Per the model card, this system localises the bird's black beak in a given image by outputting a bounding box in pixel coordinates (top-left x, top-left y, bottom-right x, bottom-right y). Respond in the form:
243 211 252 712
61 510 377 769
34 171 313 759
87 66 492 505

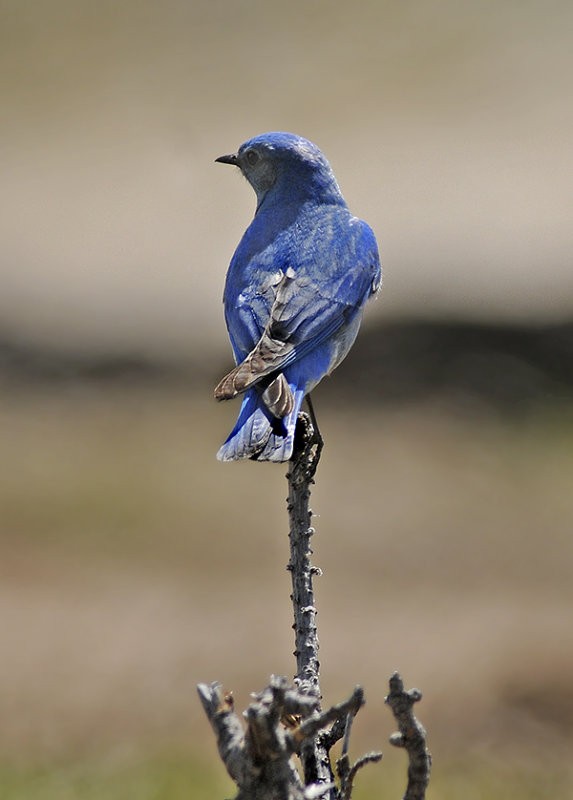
215 153 239 166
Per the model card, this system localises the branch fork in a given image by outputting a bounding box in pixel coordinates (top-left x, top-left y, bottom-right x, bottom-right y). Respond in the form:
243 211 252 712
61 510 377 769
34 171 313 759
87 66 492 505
197 677 372 800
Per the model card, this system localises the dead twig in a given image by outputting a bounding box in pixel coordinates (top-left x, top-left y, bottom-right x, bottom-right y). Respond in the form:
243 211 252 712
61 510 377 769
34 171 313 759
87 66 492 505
385 672 431 800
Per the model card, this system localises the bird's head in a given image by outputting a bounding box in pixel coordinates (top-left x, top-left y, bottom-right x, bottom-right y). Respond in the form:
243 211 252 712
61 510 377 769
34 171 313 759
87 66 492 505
216 132 343 209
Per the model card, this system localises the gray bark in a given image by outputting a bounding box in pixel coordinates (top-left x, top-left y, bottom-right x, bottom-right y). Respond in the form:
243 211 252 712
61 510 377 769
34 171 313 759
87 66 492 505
386 672 432 800
286 412 332 791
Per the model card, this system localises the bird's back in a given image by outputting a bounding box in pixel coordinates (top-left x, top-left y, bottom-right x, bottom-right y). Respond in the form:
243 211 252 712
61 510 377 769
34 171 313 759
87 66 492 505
223 199 377 362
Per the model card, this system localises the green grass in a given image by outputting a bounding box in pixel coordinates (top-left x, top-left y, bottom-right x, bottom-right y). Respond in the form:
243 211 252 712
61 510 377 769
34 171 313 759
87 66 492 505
0 757 233 800
1 756 571 799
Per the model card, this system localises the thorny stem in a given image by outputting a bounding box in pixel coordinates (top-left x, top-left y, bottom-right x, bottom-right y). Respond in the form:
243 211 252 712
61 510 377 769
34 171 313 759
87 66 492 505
287 411 332 790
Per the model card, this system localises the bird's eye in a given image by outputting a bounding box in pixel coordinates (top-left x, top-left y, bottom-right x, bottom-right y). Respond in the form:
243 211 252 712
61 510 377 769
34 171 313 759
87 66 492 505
245 150 259 166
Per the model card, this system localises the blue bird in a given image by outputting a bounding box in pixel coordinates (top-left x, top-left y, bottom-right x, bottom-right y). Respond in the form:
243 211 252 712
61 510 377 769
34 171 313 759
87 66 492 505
214 132 381 462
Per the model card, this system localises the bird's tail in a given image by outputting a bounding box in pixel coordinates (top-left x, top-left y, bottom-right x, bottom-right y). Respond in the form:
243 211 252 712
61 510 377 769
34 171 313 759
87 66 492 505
216 385 305 463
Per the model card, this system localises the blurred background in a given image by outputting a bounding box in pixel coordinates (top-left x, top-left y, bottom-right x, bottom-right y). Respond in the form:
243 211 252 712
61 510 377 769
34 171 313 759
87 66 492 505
2 0 573 797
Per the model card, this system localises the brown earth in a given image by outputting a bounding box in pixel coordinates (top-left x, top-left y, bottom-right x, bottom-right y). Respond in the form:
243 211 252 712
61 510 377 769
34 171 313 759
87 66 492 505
1 386 572 774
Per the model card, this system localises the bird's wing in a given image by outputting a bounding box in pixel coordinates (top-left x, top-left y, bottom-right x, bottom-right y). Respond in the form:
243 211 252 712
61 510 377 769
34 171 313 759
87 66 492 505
215 223 379 401
224 268 282 365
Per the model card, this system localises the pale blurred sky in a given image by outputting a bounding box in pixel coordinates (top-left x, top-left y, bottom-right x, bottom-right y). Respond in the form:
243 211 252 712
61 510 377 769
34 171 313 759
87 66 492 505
1 0 572 359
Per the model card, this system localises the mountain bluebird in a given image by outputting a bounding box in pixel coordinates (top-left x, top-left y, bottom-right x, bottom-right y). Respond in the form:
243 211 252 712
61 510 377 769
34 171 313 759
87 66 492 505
214 132 381 462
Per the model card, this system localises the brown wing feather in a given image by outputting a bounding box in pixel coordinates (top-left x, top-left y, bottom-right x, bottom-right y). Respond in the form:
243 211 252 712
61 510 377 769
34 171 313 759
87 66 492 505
214 269 298 405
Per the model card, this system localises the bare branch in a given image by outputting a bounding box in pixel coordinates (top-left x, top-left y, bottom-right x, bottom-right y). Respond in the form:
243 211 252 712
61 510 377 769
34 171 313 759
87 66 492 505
338 751 384 800
287 413 323 697
318 716 347 752
335 698 383 800
385 672 431 800
288 686 365 751
199 414 430 799
196 682 248 786
287 412 332 789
